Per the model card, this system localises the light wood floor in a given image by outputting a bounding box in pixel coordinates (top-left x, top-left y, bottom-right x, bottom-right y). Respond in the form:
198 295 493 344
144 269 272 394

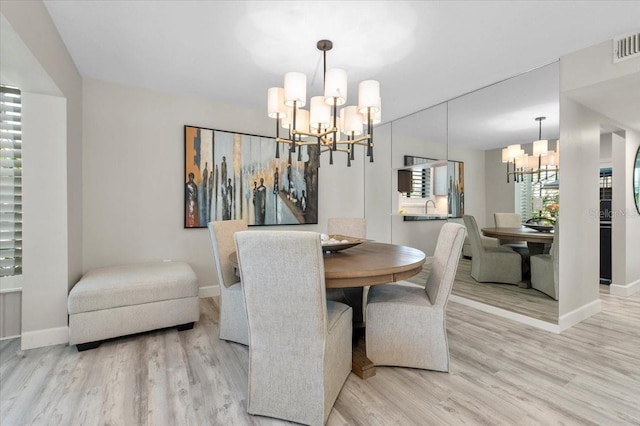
1 290 638 425
409 258 559 323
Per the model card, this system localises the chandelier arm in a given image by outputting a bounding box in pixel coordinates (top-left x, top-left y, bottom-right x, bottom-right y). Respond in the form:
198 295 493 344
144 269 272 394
275 118 280 159
291 101 297 153
506 168 558 177
332 100 338 151
367 108 373 158
295 127 336 139
276 137 294 145
344 135 370 145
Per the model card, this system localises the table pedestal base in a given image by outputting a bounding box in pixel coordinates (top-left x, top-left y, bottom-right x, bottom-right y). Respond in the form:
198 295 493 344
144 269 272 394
352 335 376 379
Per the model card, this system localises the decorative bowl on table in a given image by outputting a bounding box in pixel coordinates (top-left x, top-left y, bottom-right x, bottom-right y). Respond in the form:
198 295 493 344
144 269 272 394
320 234 366 253
524 218 555 232
523 224 554 232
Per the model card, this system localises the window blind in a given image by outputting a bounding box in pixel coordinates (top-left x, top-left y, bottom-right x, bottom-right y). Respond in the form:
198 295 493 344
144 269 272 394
405 168 431 199
0 85 22 277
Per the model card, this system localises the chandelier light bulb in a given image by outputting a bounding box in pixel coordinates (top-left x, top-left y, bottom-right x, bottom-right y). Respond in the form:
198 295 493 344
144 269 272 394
284 72 307 107
358 80 381 113
324 68 347 106
267 87 287 119
533 139 548 157
293 108 310 133
343 105 363 136
310 96 331 129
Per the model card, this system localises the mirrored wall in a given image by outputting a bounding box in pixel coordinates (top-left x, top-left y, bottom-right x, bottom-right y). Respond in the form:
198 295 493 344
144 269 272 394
380 62 560 324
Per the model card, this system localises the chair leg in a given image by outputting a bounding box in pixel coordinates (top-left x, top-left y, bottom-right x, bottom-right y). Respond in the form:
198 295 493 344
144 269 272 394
76 341 101 351
177 322 194 331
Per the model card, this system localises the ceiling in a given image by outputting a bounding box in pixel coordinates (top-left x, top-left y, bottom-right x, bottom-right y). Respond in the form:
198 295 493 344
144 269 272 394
36 1 640 148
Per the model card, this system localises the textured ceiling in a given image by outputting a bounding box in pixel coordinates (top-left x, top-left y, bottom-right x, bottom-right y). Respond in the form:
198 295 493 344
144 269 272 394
41 0 640 149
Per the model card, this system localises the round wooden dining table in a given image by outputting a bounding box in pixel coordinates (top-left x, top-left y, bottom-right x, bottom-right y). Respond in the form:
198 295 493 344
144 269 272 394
229 241 426 380
481 226 554 255
229 241 426 288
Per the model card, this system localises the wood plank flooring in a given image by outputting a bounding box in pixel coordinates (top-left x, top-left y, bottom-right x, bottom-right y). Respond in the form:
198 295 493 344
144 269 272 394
408 258 558 323
1 289 638 425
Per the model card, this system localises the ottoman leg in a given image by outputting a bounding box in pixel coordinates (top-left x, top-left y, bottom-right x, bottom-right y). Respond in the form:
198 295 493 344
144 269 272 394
177 322 194 331
76 341 101 351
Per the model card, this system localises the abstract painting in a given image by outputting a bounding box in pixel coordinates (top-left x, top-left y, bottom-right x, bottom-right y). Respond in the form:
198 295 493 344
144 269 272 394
184 125 318 228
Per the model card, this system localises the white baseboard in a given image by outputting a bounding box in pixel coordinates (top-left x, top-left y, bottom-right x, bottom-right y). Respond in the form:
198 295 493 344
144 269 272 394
21 326 69 350
0 334 20 341
199 285 219 298
558 299 602 332
449 295 562 333
609 278 640 296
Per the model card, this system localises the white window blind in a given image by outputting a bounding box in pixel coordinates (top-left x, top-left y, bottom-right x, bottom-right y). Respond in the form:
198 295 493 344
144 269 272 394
0 85 22 277
516 174 533 220
406 168 431 199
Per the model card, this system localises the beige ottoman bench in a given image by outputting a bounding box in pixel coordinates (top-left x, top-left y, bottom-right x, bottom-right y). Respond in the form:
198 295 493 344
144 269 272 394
68 261 200 351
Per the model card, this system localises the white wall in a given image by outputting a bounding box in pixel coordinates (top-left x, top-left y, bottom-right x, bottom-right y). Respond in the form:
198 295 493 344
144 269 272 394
557 96 602 327
365 123 392 244
21 93 70 349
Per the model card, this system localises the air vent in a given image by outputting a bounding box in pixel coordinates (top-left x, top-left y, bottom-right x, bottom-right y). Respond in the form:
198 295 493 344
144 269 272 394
613 31 640 63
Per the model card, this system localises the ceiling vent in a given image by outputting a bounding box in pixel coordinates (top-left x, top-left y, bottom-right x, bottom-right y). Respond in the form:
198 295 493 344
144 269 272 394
613 31 640 63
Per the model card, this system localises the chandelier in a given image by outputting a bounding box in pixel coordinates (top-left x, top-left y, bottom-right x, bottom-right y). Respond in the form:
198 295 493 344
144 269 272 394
502 117 559 183
267 40 381 167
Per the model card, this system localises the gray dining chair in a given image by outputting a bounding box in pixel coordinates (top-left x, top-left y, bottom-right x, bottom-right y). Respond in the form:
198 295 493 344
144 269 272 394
207 220 249 345
234 230 352 426
494 212 530 251
365 222 466 371
494 212 530 275
327 217 367 238
463 215 522 284
530 219 559 300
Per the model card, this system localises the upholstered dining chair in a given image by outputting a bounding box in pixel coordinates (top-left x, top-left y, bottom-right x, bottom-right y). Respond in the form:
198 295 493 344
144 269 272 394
530 219 559 300
327 217 368 324
234 231 353 426
365 222 466 372
207 220 249 346
494 212 530 252
327 217 366 238
494 212 530 275
463 215 522 284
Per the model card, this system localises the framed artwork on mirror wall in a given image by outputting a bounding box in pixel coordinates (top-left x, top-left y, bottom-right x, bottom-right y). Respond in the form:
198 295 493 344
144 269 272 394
184 125 319 228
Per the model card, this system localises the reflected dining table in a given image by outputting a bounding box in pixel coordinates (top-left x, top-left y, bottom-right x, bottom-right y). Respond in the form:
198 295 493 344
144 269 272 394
481 226 554 256
229 241 426 379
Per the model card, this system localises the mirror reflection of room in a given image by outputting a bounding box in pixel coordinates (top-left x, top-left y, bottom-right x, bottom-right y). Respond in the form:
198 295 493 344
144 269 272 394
391 62 561 324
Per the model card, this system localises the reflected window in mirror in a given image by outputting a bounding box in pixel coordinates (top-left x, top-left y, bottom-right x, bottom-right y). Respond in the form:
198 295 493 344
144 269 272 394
516 170 559 223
